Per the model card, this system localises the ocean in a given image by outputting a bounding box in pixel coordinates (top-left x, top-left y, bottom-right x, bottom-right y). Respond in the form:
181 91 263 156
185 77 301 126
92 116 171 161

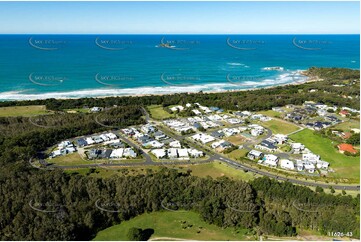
0 34 359 100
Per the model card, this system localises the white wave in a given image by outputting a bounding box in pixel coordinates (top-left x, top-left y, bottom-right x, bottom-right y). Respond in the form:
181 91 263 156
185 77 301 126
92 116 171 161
227 62 245 66
262 66 284 71
0 71 308 101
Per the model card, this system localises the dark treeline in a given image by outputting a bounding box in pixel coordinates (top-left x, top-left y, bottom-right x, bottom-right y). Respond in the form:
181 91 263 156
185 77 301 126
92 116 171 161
0 67 359 111
0 105 144 165
0 165 359 240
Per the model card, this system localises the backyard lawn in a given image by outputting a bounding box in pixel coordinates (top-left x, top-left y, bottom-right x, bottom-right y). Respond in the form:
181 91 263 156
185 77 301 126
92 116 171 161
290 129 360 182
93 210 249 241
0 105 51 117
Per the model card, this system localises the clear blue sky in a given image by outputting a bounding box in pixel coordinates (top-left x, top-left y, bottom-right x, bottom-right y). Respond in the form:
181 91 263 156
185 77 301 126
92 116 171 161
0 1 359 34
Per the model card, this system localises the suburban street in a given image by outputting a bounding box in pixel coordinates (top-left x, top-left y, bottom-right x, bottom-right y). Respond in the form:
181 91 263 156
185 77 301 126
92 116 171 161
43 107 360 191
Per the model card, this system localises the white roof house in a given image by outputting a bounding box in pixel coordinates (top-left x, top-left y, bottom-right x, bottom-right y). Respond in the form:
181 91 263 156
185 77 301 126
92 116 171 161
90 107 101 112
247 150 264 160
65 147 76 153
304 162 316 173
144 140 164 148
170 105 184 112
316 160 329 170
241 111 252 116
167 148 178 158
100 134 110 141
186 103 192 107
191 133 215 144
263 154 279 167
169 140 181 148
123 148 136 158
188 149 204 158
51 149 62 158
251 128 263 137
110 148 124 158
260 116 272 122
106 132 117 140
280 159 295 170
211 140 223 149
302 153 320 163
58 141 73 149
85 137 95 145
296 160 304 171
273 134 288 144
151 149 166 159
291 143 305 152
226 118 242 124
178 149 189 158
192 109 202 115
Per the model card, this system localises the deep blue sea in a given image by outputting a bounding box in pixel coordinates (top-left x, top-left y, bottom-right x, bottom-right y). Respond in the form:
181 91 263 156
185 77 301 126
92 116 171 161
0 35 359 100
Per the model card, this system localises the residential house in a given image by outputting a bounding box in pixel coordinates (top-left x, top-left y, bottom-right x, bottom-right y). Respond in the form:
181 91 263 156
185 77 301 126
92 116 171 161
210 130 225 139
151 149 167 159
291 143 305 154
188 149 204 158
280 159 295 170
77 138 88 147
178 149 189 159
123 148 137 158
255 140 277 153
263 154 279 167
273 134 288 144
247 150 264 160
169 140 182 148
339 110 350 117
110 148 124 158
85 137 95 145
337 143 357 154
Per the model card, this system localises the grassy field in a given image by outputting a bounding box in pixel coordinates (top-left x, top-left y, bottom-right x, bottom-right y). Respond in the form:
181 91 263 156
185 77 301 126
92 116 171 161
333 119 360 132
0 105 50 117
225 135 247 145
93 211 250 241
290 129 360 182
260 119 300 135
226 148 249 160
258 110 282 118
147 105 175 120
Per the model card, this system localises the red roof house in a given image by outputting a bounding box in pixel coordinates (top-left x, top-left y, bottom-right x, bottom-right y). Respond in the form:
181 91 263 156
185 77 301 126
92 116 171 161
339 110 350 117
337 143 357 154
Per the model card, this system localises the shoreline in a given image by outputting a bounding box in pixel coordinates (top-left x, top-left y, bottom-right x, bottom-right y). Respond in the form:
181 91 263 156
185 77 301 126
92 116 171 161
0 72 321 102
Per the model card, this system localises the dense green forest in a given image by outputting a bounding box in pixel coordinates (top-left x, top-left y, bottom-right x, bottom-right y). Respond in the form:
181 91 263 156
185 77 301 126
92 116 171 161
0 67 359 240
0 166 359 240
